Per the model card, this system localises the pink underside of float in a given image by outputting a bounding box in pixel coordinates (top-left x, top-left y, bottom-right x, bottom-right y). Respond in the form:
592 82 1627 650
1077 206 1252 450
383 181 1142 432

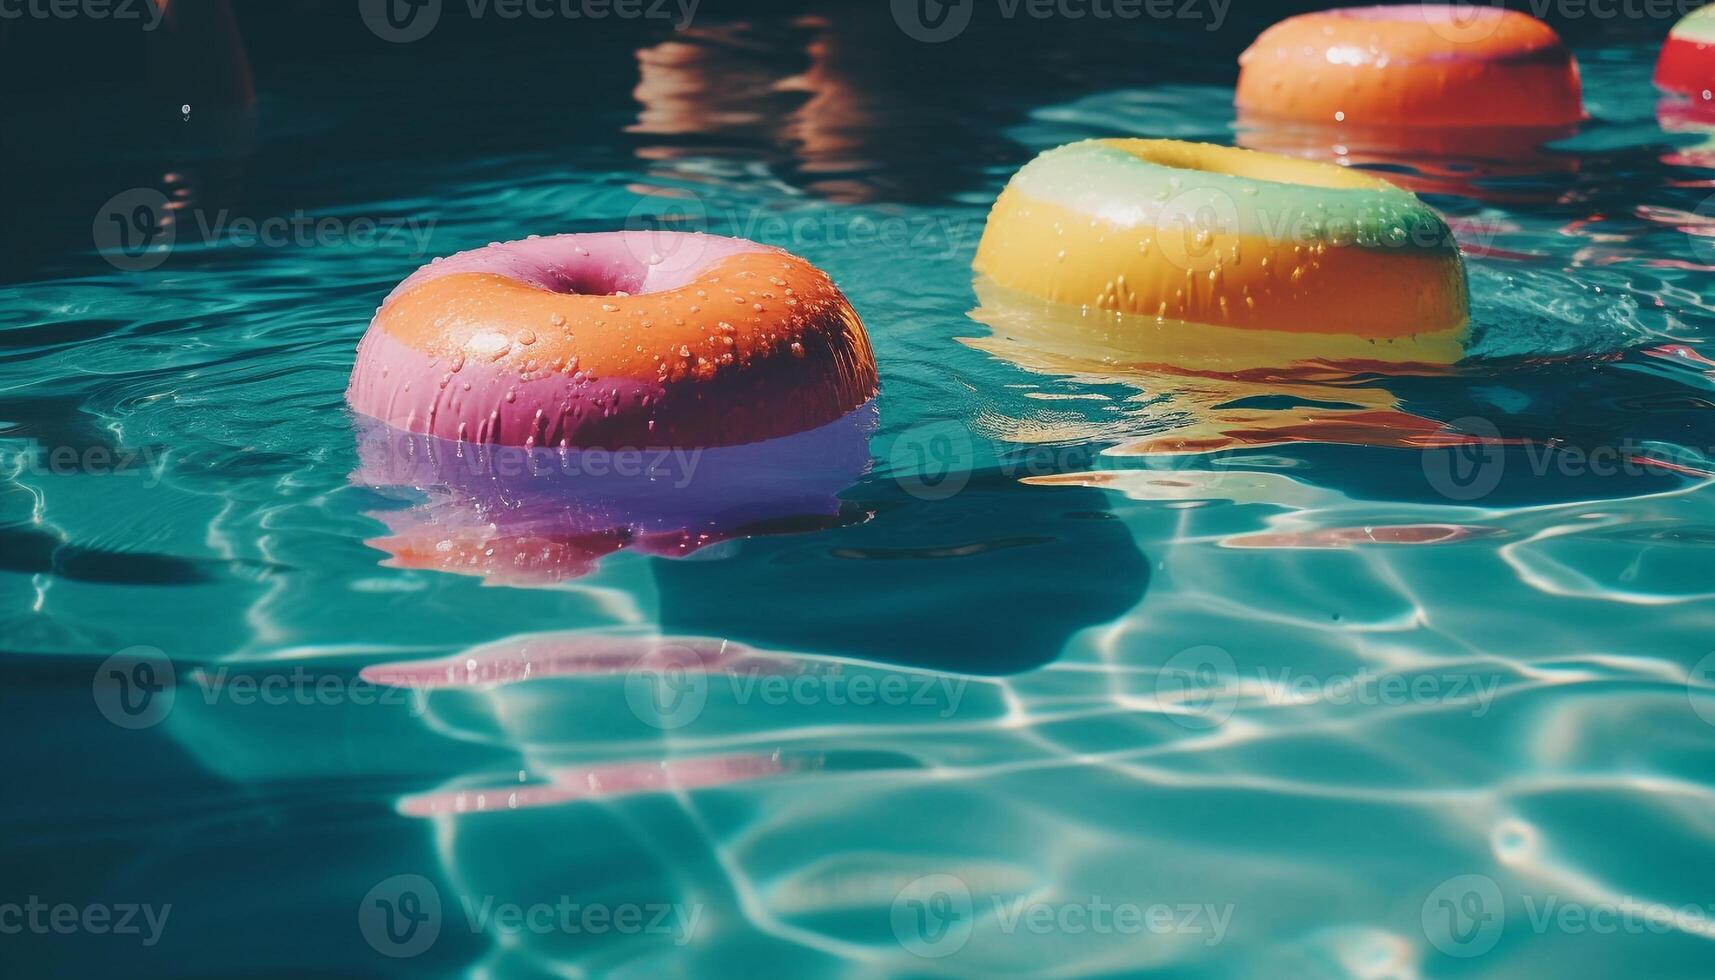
348 327 666 447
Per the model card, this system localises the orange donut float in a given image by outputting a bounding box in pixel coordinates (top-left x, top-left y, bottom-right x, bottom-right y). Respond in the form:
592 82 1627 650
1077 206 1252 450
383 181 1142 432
347 232 878 448
1237 5 1583 128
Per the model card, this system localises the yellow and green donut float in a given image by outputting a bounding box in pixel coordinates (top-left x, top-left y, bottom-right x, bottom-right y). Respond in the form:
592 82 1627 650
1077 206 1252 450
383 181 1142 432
973 139 1469 348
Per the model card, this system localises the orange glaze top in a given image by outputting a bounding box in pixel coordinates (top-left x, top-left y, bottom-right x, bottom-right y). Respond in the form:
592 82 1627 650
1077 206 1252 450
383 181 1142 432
1236 6 1583 128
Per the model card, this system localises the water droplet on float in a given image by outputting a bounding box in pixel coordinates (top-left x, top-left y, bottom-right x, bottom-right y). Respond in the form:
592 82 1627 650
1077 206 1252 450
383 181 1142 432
517 329 537 345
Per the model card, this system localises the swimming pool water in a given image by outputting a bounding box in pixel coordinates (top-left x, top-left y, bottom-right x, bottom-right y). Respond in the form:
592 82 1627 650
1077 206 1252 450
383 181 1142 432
5 5 1715 977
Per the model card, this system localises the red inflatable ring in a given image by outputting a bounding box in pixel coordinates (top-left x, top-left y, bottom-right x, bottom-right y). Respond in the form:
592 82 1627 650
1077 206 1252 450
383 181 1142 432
1658 6 1715 101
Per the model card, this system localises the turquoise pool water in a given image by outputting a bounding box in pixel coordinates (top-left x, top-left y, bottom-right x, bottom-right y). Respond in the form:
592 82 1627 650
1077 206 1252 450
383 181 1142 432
5 6 1715 977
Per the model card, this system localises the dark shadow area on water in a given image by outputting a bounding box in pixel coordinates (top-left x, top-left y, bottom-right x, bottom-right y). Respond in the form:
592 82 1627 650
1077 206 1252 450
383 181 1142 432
655 465 1150 674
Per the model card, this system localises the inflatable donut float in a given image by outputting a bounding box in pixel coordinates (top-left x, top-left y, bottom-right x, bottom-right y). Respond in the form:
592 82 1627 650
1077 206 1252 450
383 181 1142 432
972 139 1468 339
1658 6 1715 101
1236 5 1583 128
347 232 878 448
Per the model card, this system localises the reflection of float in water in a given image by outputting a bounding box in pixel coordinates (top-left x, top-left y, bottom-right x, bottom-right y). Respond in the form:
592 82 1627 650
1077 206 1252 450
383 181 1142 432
397 751 806 817
1656 97 1715 168
964 276 1477 459
1235 115 1578 206
350 403 875 585
360 632 800 689
627 15 1006 204
1220 524 1503 549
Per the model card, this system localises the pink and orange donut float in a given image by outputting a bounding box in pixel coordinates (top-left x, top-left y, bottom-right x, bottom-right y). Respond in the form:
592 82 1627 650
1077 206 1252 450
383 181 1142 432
347 231 878 448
